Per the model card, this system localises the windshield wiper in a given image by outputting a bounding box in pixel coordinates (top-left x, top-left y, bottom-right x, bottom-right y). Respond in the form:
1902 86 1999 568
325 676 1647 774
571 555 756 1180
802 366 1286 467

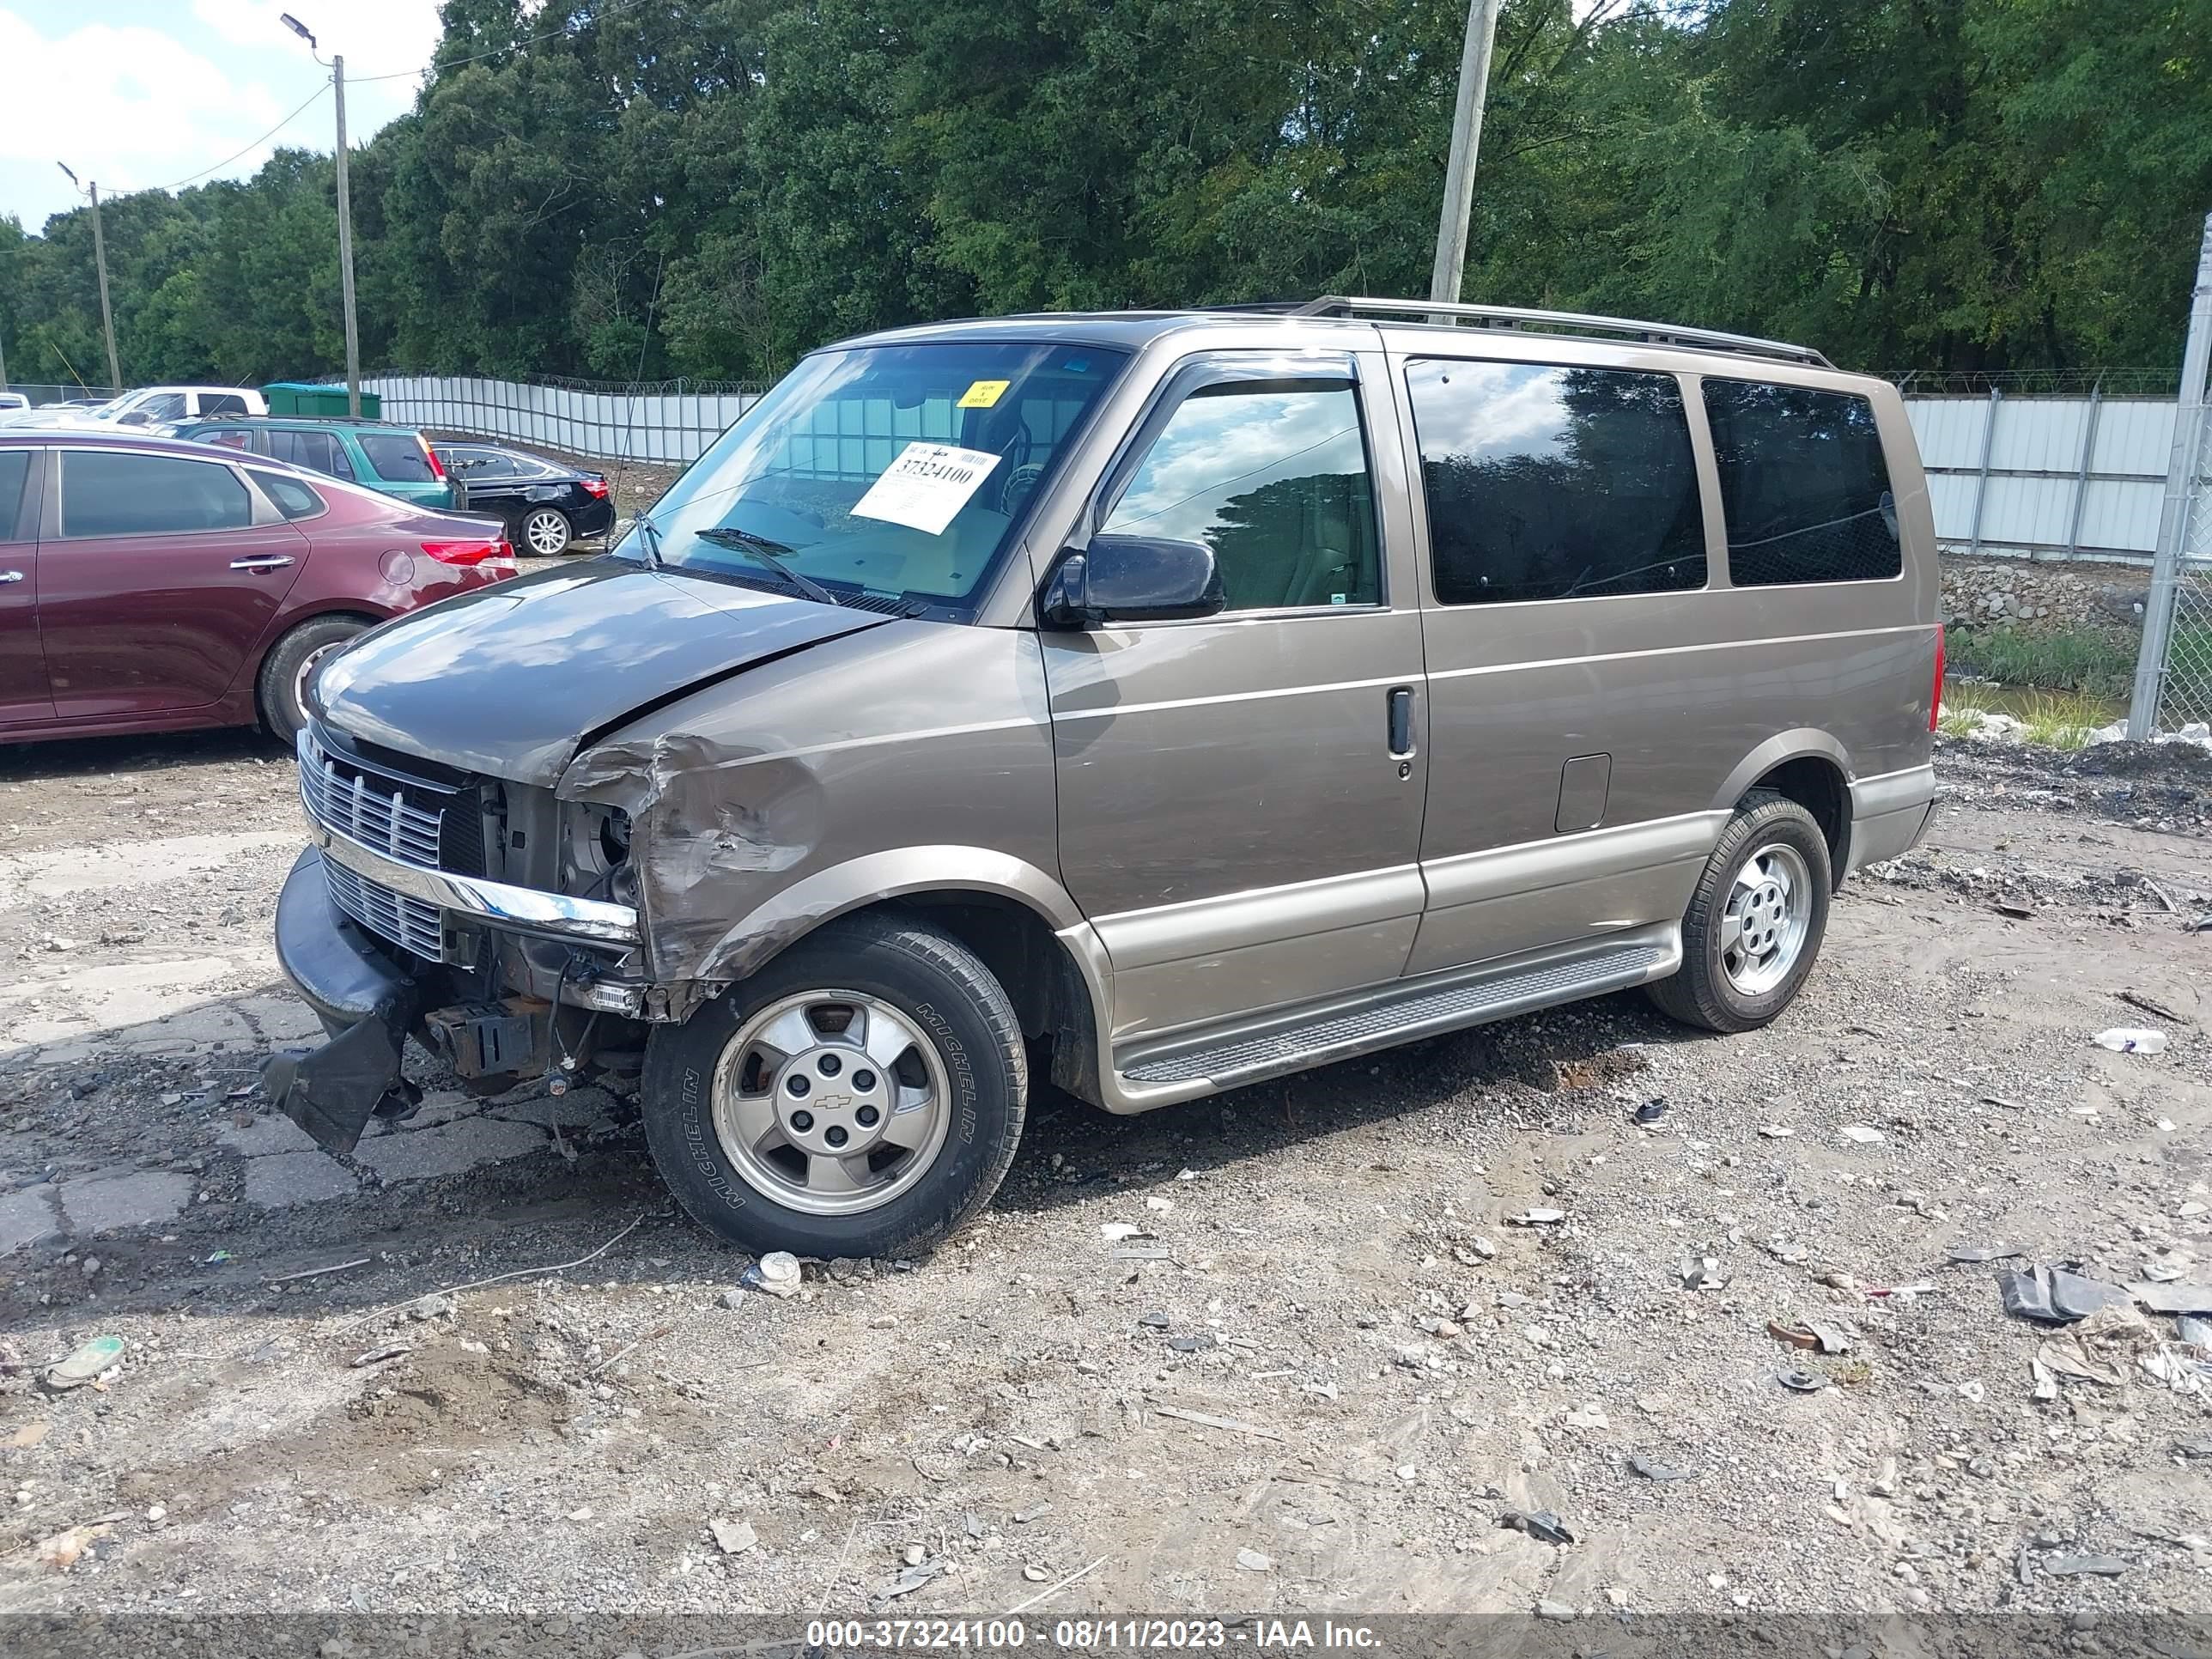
630 512 665 569
692 526 842 608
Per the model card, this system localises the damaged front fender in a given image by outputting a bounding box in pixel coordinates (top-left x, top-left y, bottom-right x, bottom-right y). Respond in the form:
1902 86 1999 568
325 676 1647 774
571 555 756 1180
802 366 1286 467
557 621 1071 986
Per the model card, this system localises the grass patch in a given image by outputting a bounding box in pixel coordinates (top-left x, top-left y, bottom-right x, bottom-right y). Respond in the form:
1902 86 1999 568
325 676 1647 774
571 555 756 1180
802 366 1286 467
1944 626 2136 699
1941 682 2108 750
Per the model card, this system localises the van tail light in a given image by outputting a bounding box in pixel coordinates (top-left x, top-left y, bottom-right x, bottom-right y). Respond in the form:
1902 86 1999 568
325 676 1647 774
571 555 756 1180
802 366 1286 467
1929 623 1946 732
419 437 447 480
581 477 610 499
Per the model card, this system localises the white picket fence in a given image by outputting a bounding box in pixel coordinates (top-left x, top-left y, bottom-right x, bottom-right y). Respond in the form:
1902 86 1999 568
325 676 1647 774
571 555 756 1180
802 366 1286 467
356 371 2187 567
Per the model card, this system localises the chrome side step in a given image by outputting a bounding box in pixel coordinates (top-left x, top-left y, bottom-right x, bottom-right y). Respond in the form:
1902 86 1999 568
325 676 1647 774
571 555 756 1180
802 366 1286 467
1115 926 1678 1088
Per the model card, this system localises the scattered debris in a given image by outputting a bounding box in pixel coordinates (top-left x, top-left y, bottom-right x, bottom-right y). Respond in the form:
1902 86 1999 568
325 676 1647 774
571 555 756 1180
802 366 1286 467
1236 1548 1273 1572
1148 1402 1283 1442
264 1256 372 1286
1992 902 2036 920
1006 1555 1108 1616
740 1252 802 1298
2116 989 2189 1023
1013 1503 1053 1524
9 1421 52 1449
1679 1244 1728 1291
1946 1243 2021 1264
710 1517 757 1555
1998 1265 2129 1323
349 1345 411 1369
1507 1208 1566 1226
1768 1319 1850 1354
2130 1280 2212 1316
2043 1554 2129 1577
1632 1099 1668 1126
35 1516 123 1572
1098 1223 1147 1243
43 1335 123 1392
1627 1453 1693 1482
2038 1340 2124 1389
1778 1370 1829 1393
1838 1125 1887 1145
1758 1124 1795 1139
1498 1509 1574 1545
1537 1600 1577 1620
2093 1027 2168 1054
1112 1245 1176 1261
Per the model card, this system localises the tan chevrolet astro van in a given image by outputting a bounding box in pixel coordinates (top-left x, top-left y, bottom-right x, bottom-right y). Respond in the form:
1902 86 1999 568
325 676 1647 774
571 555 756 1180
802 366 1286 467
265 297 1942 1256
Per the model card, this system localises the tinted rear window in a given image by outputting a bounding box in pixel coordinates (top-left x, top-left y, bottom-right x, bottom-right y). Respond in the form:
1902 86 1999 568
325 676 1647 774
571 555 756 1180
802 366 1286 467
1702 381 1902 585
200 393 249 416
1407 360 1706 604
251 470 325 520
0 451 29 538
60 452 253 537
359 434 434 482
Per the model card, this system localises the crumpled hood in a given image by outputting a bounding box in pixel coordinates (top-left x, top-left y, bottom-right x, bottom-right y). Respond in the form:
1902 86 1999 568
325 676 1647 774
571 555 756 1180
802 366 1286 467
313 558 888 786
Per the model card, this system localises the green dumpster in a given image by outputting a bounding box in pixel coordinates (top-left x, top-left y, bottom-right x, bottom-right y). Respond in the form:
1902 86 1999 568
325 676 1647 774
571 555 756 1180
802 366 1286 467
263 381 380 419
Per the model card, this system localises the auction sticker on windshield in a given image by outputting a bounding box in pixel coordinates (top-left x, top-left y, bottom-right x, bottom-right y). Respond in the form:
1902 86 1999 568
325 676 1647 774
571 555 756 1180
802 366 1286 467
850 442 1003 537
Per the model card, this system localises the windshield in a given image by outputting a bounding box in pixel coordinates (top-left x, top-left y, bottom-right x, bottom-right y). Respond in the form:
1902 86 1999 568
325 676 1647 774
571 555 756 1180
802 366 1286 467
622 342 1128 616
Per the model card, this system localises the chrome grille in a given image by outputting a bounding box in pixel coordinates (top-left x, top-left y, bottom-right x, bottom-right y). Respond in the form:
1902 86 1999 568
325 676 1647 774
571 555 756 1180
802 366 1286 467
322 857 445 961
298 730 446 868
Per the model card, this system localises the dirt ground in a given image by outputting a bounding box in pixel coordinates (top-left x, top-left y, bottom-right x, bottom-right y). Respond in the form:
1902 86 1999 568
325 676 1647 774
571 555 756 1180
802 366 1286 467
1 728 2209 1620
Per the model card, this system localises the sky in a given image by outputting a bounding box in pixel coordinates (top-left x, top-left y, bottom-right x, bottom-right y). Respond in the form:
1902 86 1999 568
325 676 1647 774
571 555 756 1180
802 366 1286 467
0 0 446 232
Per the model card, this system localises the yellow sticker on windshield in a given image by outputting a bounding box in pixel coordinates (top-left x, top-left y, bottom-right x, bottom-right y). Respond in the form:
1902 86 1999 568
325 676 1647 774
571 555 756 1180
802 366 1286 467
957 379 1011 409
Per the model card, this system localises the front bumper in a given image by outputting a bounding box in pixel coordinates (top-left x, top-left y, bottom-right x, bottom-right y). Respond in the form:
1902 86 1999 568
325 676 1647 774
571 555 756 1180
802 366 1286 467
296 726 641 949
264 848 441 1153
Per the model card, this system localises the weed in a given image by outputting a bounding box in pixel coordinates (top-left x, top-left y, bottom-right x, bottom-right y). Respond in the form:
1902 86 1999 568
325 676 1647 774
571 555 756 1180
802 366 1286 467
1944 626 2135 698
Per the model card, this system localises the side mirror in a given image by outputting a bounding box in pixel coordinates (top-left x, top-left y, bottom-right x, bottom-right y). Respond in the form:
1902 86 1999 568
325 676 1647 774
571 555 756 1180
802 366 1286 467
1039 534 1224 629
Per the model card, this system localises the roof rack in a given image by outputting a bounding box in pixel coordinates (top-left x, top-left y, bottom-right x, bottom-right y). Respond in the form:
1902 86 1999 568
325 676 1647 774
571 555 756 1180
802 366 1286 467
1207 295 1832 368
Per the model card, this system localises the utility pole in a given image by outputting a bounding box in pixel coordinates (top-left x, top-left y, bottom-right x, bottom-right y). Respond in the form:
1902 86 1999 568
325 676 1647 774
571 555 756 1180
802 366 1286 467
1427 0 1504 307
283 14 362 416
332 54 361 416
57 163 122 392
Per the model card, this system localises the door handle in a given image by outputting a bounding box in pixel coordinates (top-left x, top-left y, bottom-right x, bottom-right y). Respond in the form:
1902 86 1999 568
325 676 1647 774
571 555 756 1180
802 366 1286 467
1386 686 1414 757
0 570 23 585
230 556 296 573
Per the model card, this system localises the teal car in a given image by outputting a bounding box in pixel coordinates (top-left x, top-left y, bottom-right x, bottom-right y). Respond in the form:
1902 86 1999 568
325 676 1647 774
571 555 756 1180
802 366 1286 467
167 416 461 511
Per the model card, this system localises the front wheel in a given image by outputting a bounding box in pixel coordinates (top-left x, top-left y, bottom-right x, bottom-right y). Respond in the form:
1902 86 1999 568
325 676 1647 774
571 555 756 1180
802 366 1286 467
641 913 1027 1258
1646 788 1832 1033
518 507 574 556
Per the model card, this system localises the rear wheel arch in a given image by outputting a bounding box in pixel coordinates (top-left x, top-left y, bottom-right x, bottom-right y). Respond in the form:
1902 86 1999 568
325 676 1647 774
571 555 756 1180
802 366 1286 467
1711 731 1853 885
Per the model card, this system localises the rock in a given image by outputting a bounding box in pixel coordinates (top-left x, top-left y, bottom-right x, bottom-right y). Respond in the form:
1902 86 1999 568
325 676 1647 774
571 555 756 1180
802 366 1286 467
710 1517 757 1555
902 1543 926 1566
1537 1600 1576 1620
1236 1548 1273 1571
720 1289 746 1310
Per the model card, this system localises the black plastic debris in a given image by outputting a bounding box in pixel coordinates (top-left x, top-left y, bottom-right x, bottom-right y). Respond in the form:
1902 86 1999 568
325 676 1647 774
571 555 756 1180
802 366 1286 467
1632 1098 1668 1126
1498 1510 1574 1545
1997 1265 2128 1323
1778 1370 1828 1393
1627 1453 1694 1482
1136 1311 1170 1330
1167 1334 1215 1353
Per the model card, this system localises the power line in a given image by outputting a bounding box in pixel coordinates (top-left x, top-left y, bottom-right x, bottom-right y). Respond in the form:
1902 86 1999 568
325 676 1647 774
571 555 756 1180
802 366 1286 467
347 0 657 83
142 81 332 194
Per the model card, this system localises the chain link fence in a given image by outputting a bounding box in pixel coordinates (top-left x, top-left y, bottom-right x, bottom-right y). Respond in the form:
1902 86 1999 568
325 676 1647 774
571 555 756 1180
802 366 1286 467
2129 213 2212 738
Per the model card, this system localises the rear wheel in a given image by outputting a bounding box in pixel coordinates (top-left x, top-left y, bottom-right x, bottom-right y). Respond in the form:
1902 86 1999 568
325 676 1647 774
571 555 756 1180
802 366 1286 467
258 615 369 745
519 507 574 556
641 913 1026 1257
1647 788 1832 1033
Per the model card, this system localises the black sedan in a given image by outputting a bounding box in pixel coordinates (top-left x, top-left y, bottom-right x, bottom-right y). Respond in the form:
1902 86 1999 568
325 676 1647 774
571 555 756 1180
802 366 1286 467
432 442 615 556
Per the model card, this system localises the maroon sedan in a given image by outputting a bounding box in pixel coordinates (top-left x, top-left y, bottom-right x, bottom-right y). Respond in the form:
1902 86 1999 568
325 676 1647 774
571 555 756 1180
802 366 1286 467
0 430 516 745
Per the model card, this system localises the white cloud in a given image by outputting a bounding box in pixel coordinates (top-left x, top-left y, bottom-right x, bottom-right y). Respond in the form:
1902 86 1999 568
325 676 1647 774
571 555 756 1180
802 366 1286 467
0 0 444 228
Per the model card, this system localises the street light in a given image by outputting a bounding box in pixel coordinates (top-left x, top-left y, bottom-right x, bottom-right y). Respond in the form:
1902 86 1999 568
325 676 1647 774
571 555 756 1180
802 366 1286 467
56 161 123 394
282 13 362 418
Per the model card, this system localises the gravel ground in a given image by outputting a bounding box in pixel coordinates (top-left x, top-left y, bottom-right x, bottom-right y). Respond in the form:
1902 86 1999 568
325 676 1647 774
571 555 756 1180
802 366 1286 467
0 730 2209 1619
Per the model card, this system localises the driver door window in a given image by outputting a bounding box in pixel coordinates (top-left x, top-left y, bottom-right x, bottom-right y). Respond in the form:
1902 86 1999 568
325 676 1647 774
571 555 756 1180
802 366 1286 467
1103 380 1380 611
